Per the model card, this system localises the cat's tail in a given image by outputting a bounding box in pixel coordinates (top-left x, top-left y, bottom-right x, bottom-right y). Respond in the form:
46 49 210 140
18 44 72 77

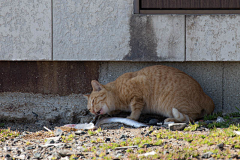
202 95 215 115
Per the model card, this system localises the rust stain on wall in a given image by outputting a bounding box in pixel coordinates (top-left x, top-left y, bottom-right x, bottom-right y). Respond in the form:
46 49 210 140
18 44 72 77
123 15 160 61
0 62 100 95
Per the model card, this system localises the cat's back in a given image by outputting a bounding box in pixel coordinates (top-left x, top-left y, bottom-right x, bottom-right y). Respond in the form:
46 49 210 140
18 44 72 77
134 65 205 96
117 65 213 115
115 65 196 88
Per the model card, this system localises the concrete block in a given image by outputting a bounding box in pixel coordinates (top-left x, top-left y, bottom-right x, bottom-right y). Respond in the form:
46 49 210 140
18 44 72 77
0 92 89 124
223 62 240 113
124 15 185 61
53 0 185 61
186 15 240 61
0 1 52 60
99 62 222 112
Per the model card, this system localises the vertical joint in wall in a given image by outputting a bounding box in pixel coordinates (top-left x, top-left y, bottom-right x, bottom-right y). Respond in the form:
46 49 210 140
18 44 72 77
184 15 186 61
51 0 53 61
222 62 224 111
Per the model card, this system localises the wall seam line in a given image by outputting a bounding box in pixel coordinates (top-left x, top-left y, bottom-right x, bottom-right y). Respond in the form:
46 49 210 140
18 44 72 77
184 15 186 61
51 0 53 61
222 62 224 111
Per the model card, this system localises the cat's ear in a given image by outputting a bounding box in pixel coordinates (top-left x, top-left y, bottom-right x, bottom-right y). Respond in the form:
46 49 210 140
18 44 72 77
91 80 104 92
83 94 90 100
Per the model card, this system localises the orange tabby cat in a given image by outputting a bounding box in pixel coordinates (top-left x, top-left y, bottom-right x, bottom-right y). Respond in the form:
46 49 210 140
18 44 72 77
84 65 214 123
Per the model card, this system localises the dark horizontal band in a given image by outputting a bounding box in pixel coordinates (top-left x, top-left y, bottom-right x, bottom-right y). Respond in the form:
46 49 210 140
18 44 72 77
139 10 240 14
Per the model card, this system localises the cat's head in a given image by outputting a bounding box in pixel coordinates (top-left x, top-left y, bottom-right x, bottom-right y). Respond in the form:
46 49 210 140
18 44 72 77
84 80 110 115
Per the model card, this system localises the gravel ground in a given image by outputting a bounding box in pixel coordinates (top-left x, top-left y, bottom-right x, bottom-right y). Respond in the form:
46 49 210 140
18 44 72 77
1 114 240 160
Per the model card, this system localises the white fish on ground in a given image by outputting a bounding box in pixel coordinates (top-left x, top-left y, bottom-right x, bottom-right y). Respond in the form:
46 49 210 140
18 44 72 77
95 117 149 128
63 117 148 130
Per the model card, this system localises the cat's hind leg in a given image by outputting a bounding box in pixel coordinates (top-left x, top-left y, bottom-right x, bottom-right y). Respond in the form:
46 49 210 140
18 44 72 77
164 108 190 123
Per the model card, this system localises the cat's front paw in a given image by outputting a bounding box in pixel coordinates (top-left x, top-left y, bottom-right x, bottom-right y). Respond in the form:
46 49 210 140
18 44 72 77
126 116 138 121
164 118 180 123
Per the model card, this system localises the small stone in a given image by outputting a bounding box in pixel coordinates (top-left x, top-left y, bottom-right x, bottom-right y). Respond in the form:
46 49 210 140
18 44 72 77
204 128 210 132
119 135 125 139
45 137 61 144
13 154 25 160
13 138 20 143
168 123 187 131
205 120 214 125
33 152 41 159
105 138 111 142
48 147 54 151
196 127 205 131
143 144 150 148
149 119 158 125
5 154 12 160
76 146 84 151
26 145 35 150
138 151 156 157
216 117 225 123
35 140 41 144
17 150 21 156
115 146 138 150
4 146 11 151
61 157 70 160
54 128 63 137
75 131 86 135
234 131 240 135
116 153 124 158
201 152 213 159
216 143 224 150
231 154 238 158
22 131 29 136
58 149 75 157
52 152 61 159
45 139 55 144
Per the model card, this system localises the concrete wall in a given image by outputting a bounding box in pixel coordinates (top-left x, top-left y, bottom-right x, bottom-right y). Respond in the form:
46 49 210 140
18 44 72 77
0 1 51 60
2 1 240 61
1 0 240 125
187 15 240 61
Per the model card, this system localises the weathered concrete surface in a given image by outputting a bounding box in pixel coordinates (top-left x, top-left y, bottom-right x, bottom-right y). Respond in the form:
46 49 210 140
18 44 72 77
99 62 223 113
223 62 240 113
0 92 92 125
124 15 185 61
186 15 240 61
0 1 51 60
1 62 238 124
0 62 100 95
53 0 184 61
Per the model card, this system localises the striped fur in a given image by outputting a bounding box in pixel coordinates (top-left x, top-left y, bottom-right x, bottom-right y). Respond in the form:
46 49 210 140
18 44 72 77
85 65 215 123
